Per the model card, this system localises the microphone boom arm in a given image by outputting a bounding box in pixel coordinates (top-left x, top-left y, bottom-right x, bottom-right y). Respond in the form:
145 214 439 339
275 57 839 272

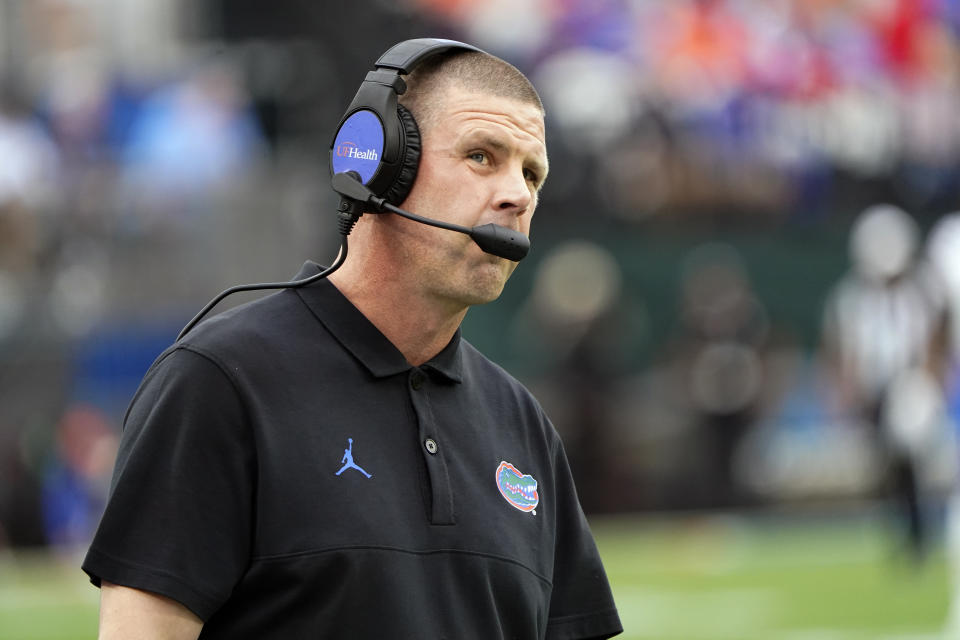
331 171 530 262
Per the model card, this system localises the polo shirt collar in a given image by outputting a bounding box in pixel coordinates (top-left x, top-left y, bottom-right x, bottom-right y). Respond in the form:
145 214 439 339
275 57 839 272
293 262 463 384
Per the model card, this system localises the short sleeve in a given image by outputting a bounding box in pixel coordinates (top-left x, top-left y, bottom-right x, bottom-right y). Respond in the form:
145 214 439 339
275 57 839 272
546 437 623 640
82 346 255 621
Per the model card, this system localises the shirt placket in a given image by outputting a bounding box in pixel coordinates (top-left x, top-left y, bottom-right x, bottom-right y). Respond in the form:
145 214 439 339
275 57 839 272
408 368 455 525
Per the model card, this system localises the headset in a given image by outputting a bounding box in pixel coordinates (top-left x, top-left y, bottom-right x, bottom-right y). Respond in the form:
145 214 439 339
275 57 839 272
330 38 480 210
177 38 529 340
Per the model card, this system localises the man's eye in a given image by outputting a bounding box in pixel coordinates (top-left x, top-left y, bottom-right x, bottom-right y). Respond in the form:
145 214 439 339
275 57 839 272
468 152 487 163
523 168 539 184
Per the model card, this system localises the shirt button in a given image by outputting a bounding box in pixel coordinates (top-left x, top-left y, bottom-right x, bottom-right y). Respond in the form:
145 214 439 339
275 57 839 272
410 370 425 390
424 438 438 454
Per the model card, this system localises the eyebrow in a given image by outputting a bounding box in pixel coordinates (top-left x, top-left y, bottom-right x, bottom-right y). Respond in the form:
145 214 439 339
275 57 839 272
463 133 549 183
465 134 511 158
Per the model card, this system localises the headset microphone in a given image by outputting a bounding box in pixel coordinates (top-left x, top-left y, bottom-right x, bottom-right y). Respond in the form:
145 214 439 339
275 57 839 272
331 171 530 262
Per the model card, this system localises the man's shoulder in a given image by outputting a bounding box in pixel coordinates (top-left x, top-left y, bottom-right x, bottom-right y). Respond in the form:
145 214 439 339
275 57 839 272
176 288 316 360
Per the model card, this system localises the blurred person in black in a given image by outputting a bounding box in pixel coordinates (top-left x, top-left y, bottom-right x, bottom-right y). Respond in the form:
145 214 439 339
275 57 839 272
661 243 775 508
81 39 621 639
821 203 950 562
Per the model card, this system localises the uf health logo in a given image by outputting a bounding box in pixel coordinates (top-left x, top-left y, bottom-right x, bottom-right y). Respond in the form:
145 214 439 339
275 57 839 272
331 110 384 183
496 461 539 513
336 141 379 161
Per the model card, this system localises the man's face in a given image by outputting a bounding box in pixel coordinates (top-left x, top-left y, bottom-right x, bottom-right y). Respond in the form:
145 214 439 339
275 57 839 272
394 85 548 310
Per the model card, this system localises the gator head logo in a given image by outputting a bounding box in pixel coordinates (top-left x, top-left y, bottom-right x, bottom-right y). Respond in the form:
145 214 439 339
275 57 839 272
496 461 539 513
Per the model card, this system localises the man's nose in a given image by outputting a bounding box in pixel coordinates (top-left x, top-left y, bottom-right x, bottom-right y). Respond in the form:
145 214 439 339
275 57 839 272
492 166 532 215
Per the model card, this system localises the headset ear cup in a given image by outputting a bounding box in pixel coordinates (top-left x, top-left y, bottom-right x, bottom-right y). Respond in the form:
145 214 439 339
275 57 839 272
382 104 421 206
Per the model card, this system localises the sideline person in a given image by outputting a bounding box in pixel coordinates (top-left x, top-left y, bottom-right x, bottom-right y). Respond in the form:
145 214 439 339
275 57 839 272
82 38 623 639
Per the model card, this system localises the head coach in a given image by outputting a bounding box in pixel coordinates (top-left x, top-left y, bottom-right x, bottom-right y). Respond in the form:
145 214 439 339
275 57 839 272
82 38 623 639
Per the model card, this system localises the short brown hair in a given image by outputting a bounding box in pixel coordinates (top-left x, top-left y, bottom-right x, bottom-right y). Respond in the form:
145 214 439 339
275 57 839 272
399 50 544 134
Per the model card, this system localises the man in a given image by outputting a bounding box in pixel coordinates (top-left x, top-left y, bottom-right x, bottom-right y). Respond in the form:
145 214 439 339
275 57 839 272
83 40 622 639
822 203 950 562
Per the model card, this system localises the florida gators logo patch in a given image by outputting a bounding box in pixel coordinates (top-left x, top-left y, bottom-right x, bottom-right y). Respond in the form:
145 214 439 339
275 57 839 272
496 461 539 513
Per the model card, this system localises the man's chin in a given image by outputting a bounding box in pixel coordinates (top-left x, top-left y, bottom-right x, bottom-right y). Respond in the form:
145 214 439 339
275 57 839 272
466 289 505 307
470 277 511 306
432 258 514 307
447 271 508 307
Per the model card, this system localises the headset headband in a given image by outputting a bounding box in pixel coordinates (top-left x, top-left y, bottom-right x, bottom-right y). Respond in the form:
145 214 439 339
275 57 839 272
375 38 481 73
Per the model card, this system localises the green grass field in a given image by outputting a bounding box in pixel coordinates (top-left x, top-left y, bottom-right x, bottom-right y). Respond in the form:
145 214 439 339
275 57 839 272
593 511 952 640
0 511 952 639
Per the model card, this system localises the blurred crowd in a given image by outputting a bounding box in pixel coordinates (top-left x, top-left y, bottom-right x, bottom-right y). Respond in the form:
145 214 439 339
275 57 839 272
1 0 960 564
421 0 960 220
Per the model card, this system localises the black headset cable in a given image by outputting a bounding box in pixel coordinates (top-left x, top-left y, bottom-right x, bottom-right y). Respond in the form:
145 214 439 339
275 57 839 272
176 196 363 341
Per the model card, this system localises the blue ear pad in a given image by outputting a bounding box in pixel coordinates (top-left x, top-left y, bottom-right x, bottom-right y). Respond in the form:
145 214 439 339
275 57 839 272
382 104 421 206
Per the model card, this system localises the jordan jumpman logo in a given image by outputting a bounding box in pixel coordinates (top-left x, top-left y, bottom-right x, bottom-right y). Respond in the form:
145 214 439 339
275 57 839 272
335 438 372 478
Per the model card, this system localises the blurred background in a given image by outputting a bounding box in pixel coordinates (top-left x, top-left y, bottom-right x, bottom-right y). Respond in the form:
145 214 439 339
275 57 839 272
2 0 960 637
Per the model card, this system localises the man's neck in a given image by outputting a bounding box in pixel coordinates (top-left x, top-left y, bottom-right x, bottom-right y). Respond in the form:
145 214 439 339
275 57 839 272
329 269 467 367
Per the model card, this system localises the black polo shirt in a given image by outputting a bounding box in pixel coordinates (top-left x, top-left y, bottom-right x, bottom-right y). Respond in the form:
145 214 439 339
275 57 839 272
83 262 622 639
